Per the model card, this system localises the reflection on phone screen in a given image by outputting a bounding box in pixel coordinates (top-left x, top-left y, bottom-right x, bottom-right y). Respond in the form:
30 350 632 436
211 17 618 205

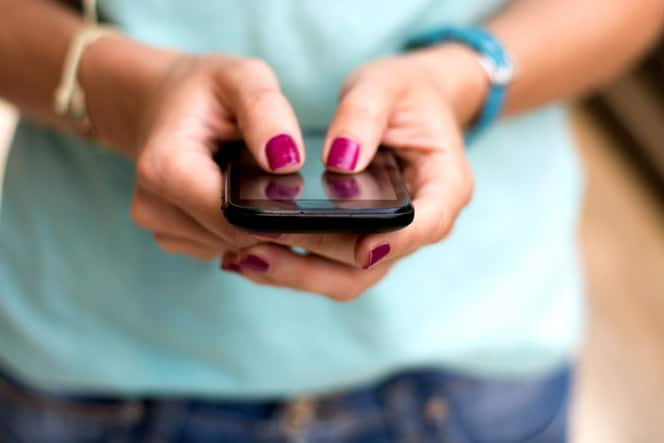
237 150 399 203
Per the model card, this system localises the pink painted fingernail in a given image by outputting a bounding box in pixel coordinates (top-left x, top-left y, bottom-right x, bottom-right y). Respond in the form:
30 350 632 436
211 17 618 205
221 262 242 274
327 137 360 172
364 244 391 269
266 134 300 171
239 254 270 272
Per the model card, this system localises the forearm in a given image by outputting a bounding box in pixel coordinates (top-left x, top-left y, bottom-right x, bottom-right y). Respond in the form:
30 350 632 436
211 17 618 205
0 0 175 157
489 0 664 115
417 0 664 128
0 0 82 131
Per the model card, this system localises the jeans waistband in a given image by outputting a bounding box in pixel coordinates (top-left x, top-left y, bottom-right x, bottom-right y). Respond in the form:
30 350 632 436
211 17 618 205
0 366 571 443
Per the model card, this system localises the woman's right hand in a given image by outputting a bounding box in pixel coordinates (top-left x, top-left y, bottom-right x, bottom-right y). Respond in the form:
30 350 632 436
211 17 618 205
83 41 306 261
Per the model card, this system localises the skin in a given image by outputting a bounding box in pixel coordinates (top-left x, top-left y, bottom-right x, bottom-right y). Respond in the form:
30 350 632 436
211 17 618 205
1 0 663 300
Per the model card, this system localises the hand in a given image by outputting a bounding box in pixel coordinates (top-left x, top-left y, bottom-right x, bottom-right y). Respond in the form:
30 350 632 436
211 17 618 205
83 43 308 261
223 45 487 300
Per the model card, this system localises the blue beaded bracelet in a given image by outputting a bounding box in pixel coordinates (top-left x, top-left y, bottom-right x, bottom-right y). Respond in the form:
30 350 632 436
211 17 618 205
406 26 515 144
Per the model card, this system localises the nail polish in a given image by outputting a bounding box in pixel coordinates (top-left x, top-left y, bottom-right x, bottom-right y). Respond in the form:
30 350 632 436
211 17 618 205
221 262 242 274
327 137 360 172
239 254 270 272
365 244 391 269
266 134 300 171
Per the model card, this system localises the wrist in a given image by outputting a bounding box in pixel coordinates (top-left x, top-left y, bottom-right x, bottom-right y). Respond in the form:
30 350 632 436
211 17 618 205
78 35 180 159
407 44 490 128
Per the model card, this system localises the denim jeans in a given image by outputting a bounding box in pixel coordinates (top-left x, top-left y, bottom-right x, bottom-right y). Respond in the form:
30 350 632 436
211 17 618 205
0 367 570 443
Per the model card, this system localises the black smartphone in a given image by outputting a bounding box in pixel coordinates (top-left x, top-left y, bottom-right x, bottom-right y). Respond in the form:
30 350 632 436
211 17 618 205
220 142 414 233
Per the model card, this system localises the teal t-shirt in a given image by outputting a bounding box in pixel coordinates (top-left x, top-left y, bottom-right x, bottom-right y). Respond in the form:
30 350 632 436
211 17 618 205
0 0 584 398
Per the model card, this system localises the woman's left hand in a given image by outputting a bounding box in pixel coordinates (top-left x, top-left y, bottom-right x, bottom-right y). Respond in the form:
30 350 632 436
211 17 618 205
222 46 487 300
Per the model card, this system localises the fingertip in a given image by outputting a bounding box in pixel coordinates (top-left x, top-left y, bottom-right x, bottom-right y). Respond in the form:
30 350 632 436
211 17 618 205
325 137 360 173
238 254 271 272
356 236 392 269
265 133 304 173
364 243 391 269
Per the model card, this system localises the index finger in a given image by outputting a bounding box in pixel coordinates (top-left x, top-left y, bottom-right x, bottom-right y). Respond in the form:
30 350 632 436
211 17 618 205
323 70 403 173
218 59 306 173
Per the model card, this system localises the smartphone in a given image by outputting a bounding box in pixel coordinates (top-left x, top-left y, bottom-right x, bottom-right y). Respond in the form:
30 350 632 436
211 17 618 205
220 142 414 233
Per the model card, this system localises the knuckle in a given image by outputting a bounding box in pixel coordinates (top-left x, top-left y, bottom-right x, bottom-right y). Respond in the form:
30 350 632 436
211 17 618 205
135 153 162 192
329 273 370 302
240 87 282 114
158 154 192 192
241 58 273 76
130 197 151 229
337 99 380 123
233 59 278 88
155 237 178 255
433 212 454 243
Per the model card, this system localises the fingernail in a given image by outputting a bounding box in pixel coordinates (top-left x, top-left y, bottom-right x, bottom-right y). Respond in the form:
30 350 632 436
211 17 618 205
266 134 300 171
239 254 270 272
252 232 282 240
221 262 242 274
364 244 391 269
265 181 300 201
325 175 360 199
327 137 360 172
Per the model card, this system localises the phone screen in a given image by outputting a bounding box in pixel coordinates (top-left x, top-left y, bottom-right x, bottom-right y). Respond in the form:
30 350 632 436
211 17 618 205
227 145 409 210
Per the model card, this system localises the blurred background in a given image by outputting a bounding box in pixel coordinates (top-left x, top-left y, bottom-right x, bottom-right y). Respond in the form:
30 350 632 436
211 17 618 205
0 42 662 443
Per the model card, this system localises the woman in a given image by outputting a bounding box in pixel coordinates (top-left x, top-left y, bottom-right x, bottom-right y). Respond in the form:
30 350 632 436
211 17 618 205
0 1 662 442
